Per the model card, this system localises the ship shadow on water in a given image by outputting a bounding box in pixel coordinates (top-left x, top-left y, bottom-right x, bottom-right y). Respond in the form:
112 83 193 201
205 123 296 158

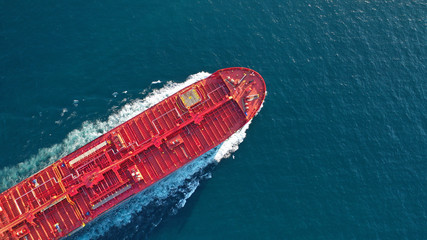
116 166 214 240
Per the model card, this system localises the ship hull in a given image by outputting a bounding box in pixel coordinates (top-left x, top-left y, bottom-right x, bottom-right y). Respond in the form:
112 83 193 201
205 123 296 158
0 67 266 239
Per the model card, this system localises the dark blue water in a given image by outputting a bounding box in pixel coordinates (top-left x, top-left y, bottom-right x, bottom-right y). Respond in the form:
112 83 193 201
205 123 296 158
1 0 426 239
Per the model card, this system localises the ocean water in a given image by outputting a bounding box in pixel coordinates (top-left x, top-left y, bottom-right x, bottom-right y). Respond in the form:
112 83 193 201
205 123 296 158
0 0 426 239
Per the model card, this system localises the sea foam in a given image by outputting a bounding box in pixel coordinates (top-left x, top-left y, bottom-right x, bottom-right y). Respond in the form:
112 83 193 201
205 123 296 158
0 71 252 239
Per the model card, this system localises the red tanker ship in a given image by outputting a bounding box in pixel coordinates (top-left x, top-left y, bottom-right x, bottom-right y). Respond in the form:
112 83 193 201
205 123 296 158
0 67 266 240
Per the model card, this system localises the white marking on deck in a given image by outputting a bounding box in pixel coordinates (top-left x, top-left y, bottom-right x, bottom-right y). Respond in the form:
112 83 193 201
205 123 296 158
69 141 108 166
91 185 132 210
15 177 58 203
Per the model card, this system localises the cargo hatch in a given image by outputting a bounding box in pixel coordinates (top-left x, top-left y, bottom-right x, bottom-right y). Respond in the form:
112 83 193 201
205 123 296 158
179 88 201 109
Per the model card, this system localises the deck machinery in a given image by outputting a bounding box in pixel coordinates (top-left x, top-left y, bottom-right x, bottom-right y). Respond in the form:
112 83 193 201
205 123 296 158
0 67 266 239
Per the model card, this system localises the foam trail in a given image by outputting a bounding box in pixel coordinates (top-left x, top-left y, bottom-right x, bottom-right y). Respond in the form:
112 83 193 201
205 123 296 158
0 71 253 239
215 120 251 162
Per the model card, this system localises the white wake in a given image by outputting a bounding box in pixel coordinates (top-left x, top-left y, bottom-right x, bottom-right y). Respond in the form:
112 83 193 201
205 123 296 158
0 71 253 239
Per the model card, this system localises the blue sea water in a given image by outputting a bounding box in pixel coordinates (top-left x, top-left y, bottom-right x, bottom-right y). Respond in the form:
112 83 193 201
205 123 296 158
0 0 426 239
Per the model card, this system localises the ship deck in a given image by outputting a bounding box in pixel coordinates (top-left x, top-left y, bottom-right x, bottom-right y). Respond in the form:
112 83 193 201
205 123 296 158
0 67 266 240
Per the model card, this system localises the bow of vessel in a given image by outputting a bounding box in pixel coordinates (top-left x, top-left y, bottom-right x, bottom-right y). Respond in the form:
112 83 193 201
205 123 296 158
0 67 266 240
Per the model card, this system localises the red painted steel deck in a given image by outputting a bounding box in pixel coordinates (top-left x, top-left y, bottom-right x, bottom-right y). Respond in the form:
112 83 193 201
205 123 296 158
0 67 266 240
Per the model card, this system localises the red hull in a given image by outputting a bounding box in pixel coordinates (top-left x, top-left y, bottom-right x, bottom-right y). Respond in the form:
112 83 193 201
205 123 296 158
0 67 266 239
